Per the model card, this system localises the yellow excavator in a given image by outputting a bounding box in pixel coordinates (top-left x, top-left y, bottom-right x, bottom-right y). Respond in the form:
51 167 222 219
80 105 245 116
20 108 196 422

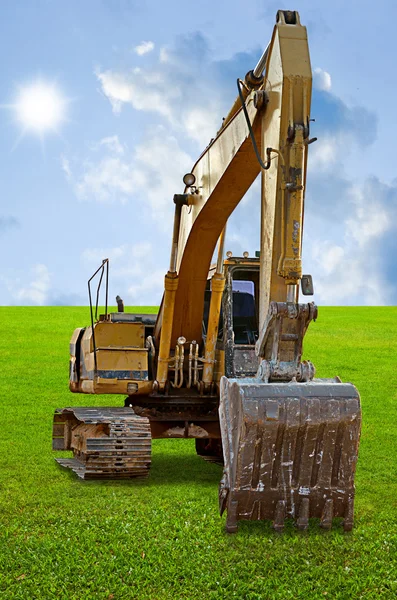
53 10 361 532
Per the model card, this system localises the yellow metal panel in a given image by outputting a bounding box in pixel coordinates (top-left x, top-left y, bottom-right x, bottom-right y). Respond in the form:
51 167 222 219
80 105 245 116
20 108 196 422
259 19 311 328
156 272 179 389
94 322 145 348
93 380 153 395
96 348 147 372
96 377 118 385
202 274 225 385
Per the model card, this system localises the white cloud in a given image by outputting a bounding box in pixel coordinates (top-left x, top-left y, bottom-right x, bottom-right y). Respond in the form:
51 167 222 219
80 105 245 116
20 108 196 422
82 245 127 263
321 243 345 276
13 264 51 305
345 184 390 247
127 267 165 304
96 71 133 114
1 263 88 306
313 67 332 92
81 241 166 305
132 128 192 219
302 176 396 305
182 107 221 148
64 128 192 225
129 241 152 259
225 169 397 306
308 136 337 172
75 156 139 203
96 135 125 155
96 68 178 120
60 154 72 179
95 46 224 147
134 41 154 56
308 241 386 306
159 47 169 63
82 241 153 266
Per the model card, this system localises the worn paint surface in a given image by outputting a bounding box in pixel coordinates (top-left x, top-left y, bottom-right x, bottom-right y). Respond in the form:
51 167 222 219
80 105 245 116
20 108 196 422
219 379 361 532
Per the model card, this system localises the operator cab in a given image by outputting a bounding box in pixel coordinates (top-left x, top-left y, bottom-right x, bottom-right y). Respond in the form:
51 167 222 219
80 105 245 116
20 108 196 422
203 256 260 377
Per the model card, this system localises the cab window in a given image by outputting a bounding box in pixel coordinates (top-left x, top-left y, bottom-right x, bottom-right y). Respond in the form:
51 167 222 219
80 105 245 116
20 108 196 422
232 271 259 345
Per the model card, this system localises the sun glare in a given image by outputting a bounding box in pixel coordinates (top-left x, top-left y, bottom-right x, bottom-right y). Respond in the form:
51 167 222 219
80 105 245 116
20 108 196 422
14 81 67 134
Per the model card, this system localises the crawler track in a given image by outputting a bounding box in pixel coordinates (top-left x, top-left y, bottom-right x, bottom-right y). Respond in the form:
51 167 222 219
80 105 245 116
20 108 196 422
53 407 151 480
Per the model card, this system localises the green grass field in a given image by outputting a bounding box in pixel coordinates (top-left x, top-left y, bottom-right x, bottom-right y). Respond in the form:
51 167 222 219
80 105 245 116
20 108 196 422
1 306 396 599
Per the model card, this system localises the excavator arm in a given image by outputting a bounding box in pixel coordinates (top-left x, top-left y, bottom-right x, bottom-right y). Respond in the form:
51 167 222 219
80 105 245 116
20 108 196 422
155 10 313 387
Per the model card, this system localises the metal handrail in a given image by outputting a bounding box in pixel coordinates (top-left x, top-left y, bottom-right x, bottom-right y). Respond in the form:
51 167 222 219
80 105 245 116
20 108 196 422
88 258 109 373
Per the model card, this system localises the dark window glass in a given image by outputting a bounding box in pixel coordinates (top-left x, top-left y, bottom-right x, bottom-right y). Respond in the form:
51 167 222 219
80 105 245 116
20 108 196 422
232 272 259 345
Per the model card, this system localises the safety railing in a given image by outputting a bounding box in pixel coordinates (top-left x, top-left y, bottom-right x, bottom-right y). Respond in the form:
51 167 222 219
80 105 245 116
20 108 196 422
88 258 109 373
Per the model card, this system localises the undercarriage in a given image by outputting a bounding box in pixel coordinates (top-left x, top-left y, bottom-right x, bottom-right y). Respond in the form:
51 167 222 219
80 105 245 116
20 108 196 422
53 407 151 479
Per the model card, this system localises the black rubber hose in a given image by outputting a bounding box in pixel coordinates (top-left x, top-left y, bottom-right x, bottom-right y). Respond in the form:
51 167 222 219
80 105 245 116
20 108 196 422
237 79 271 171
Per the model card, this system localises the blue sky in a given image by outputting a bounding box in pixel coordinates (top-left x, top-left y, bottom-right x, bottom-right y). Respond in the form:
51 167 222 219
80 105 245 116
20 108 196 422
1 0 396 307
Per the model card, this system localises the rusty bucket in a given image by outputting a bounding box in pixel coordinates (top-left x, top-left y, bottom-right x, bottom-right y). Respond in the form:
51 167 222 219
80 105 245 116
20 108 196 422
219 377 361 532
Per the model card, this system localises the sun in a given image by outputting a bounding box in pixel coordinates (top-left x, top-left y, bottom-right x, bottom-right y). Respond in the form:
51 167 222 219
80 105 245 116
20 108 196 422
2 79 71 149
14 81 67 134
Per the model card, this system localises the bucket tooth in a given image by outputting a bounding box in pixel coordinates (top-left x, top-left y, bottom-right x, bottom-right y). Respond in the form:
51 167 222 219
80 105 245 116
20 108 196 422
296 497 309 531
273 500 286 532
343 496 354 532
320 499 333 530
225 499 239 534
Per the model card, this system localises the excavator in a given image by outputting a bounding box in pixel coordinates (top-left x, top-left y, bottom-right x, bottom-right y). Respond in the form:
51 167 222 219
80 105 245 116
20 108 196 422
53 10 361 532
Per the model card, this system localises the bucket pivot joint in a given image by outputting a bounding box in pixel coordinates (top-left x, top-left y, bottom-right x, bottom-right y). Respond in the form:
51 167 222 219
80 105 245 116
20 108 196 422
255 301 317 382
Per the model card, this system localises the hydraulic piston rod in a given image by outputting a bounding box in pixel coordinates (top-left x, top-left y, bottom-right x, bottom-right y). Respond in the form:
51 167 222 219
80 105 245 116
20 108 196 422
155 194 189 391
252 43 270 78
202 228 226 389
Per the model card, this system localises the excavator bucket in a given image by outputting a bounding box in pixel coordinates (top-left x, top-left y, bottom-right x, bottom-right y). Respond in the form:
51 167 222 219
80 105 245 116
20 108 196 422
219 377 361 532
